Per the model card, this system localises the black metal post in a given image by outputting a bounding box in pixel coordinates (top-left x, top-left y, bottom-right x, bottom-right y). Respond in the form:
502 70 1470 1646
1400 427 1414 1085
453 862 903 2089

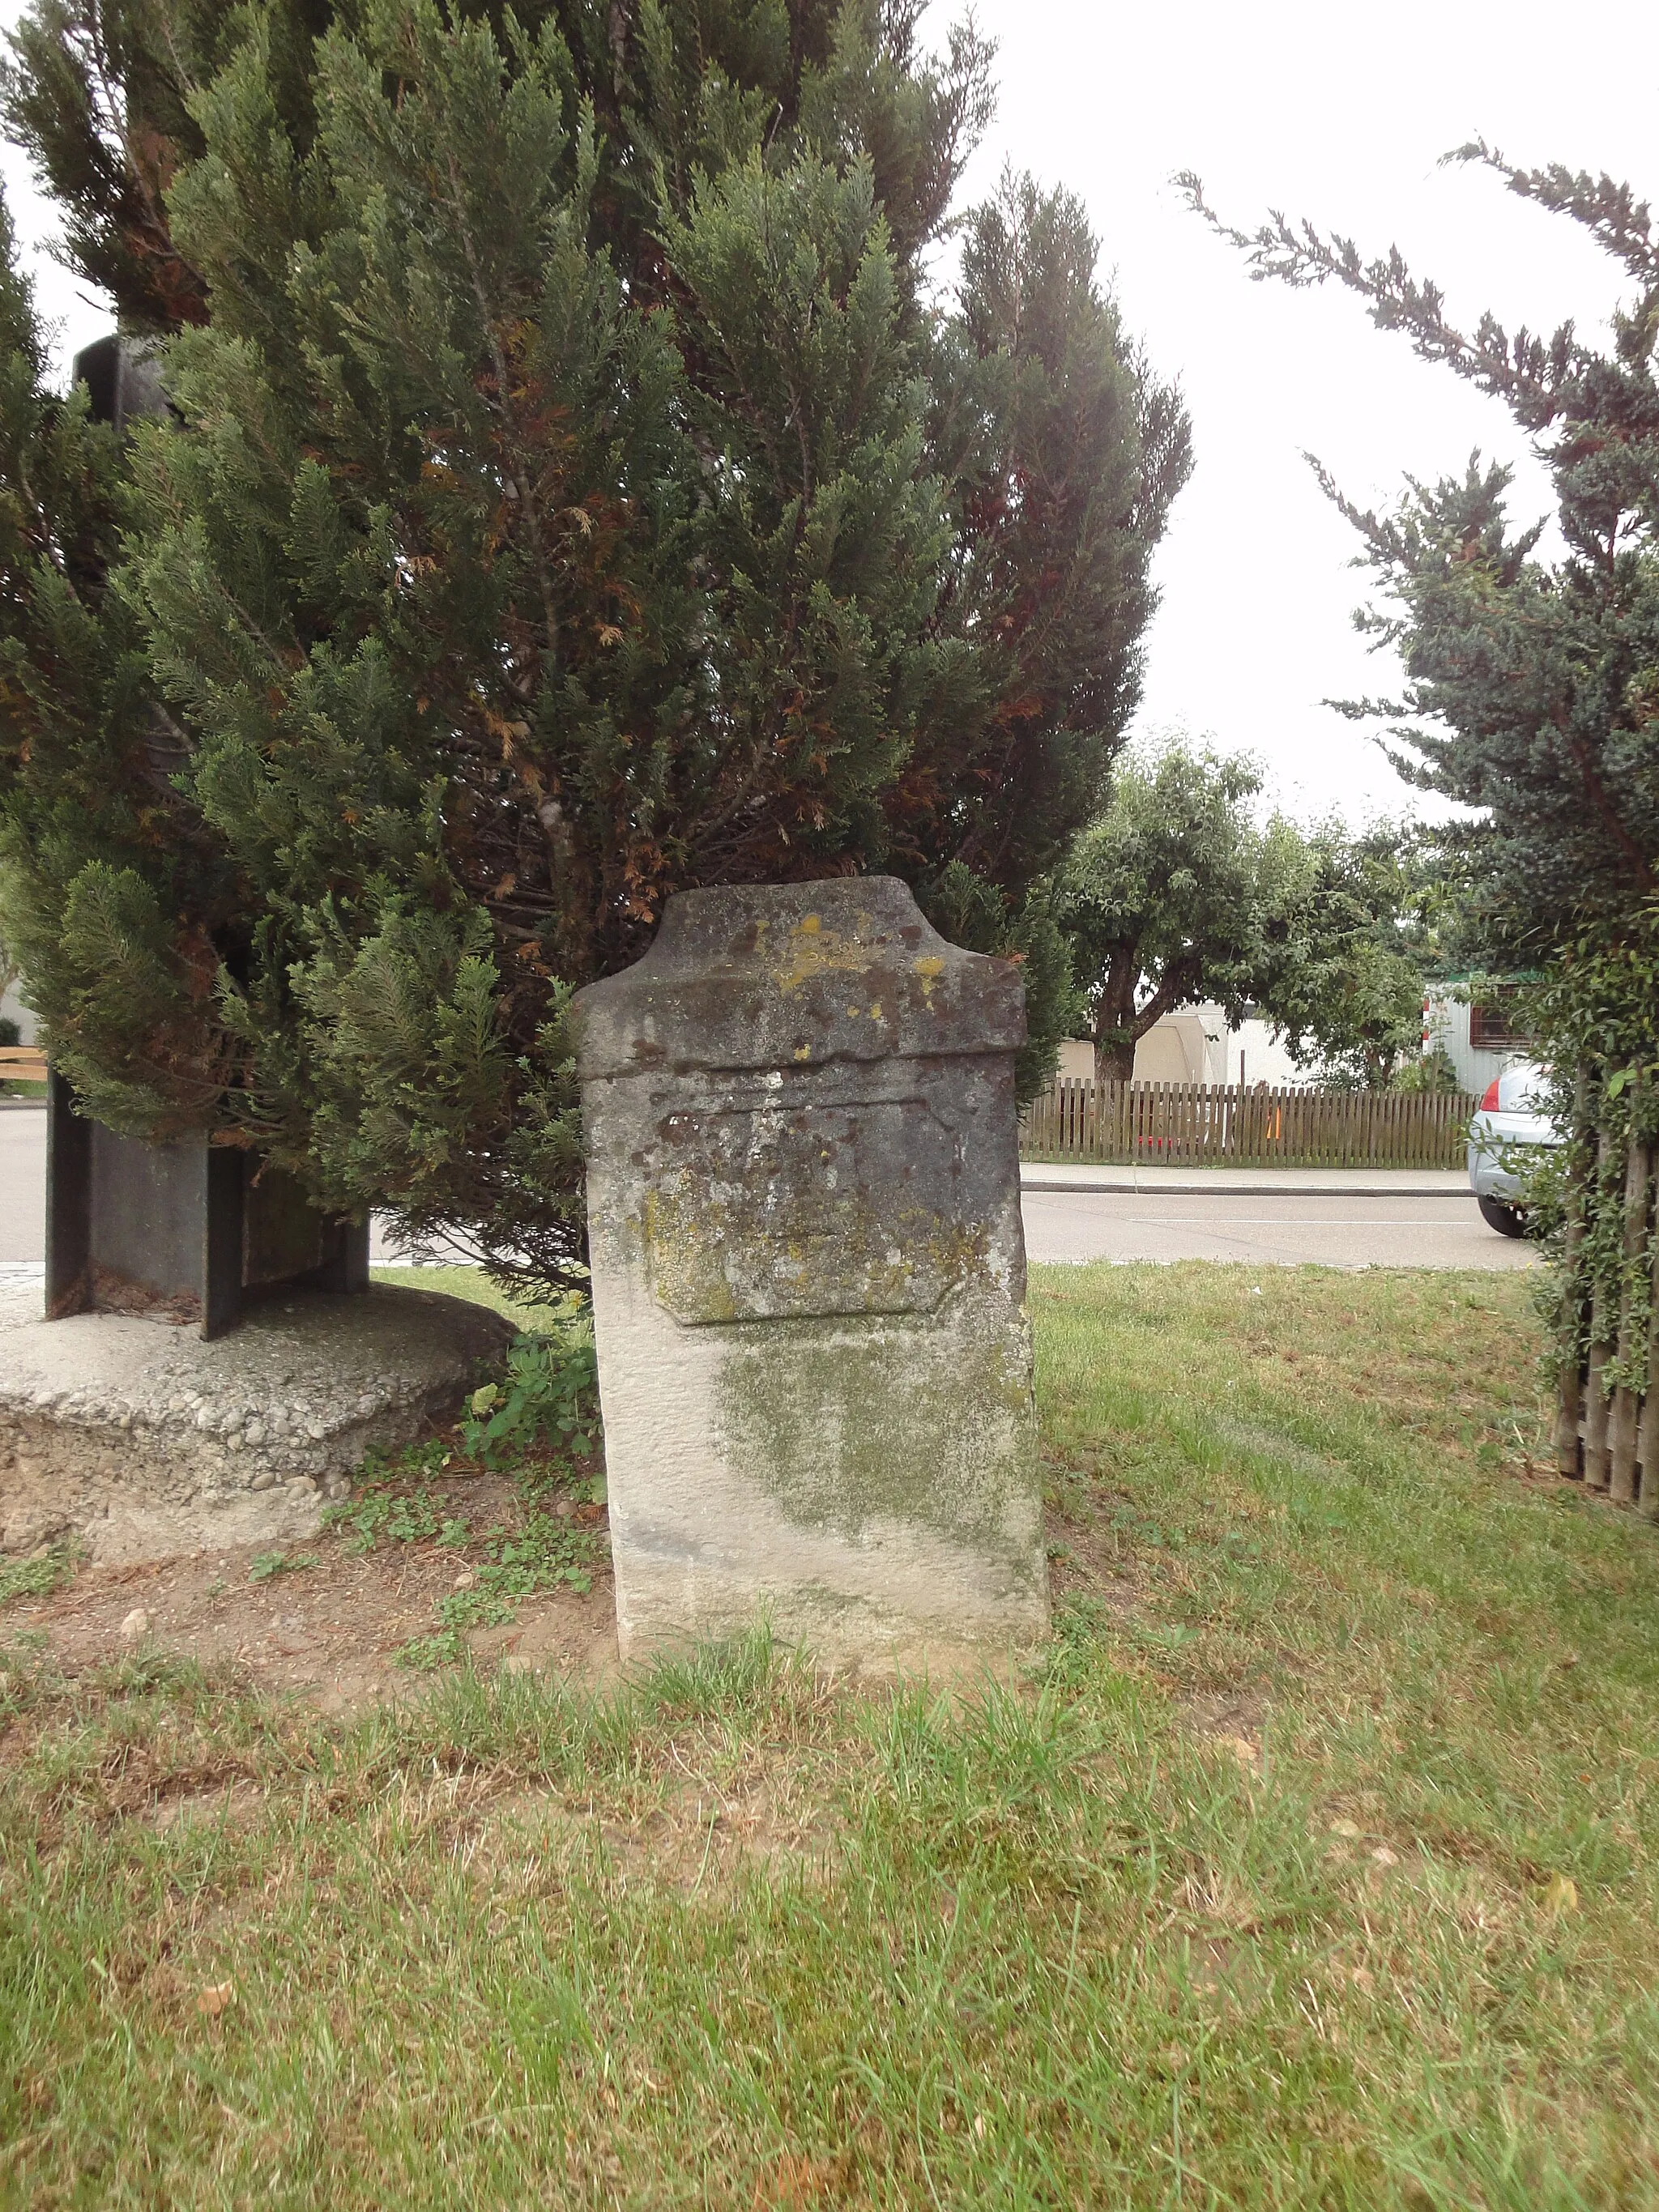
202 1145 246 1341
44 1069 92 1319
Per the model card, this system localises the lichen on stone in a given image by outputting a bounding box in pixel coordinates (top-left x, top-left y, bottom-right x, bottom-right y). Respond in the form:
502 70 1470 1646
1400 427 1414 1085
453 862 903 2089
714 1302 1039 1558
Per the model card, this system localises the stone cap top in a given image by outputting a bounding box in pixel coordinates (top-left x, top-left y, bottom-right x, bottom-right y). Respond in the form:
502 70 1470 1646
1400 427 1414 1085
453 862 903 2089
572 877 1026 1080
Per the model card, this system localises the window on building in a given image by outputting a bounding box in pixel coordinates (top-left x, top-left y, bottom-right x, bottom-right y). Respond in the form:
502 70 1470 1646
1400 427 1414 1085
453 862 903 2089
1469 995 1527 1051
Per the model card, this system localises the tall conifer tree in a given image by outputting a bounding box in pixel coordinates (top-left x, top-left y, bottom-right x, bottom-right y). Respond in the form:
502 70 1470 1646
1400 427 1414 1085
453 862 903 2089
2 2 1190 1290
1184 151 1659 954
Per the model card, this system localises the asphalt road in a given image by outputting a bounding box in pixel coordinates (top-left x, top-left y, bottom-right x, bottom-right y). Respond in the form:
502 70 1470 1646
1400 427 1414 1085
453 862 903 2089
0 1107 45 1267
1019 1187 1533 1270
2 1101 1535 1272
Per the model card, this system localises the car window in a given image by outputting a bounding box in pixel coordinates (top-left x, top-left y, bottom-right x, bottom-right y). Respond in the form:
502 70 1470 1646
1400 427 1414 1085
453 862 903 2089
1499 1062 1546 1112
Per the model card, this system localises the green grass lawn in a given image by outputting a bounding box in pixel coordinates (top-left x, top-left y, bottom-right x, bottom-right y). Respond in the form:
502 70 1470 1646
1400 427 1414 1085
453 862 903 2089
6 1263 1659 2207
369 1261 574 1332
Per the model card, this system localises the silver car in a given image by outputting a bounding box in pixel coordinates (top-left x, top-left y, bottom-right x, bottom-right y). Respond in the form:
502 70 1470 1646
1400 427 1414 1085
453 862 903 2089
1467 1059 1559 1236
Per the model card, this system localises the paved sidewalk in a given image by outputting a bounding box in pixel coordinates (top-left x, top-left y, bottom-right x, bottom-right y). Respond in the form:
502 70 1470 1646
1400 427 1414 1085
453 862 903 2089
1021 1161 1469 1199
0 1105 45 1265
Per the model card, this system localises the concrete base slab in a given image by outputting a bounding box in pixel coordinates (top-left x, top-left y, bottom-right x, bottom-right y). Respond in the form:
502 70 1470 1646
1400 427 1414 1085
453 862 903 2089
0 1283 512 1562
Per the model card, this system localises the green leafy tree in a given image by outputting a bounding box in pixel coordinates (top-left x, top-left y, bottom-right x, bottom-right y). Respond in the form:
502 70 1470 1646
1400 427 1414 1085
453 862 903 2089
0 2 1190 1292
1051 740 1309 1082
1 0 343 329
0 190 245 1133
1258 824 1440 1090
1185 149 1659 1470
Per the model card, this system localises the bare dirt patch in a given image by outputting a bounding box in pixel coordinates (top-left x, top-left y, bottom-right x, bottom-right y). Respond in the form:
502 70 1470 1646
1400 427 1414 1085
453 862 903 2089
5 1449 1196 1719
1042 1458 1160 1626
2 1464 618 1710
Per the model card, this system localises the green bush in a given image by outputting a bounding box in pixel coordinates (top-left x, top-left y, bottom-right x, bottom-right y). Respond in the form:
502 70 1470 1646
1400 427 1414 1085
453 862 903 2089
1392 1045 1461 1095
460 1325 599 1472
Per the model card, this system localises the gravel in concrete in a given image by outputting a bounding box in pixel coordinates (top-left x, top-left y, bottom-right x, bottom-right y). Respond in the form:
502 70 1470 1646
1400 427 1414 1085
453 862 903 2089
0 1281 512 1562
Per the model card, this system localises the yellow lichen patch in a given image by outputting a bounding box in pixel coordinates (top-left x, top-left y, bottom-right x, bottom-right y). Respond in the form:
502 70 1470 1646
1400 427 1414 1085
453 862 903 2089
774 917 881 995
642 1164 980 1328
913 954 945 1004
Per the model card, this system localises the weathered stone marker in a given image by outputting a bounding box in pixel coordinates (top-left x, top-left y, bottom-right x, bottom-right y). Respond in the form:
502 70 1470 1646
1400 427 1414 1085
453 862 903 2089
573 877 1048 1664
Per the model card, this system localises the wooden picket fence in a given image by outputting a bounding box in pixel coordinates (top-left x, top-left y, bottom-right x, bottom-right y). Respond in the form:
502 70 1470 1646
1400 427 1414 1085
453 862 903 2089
1555 1089 1659 1511
1020 1079 1476 1170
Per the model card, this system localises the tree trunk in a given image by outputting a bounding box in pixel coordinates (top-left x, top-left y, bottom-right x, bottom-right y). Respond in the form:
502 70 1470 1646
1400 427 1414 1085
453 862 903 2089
1094 1038 1137 1084
1092 953 1141 1085
1093 952 1198 1086
1609 1129 1651 1503
1584 1127 1618 1490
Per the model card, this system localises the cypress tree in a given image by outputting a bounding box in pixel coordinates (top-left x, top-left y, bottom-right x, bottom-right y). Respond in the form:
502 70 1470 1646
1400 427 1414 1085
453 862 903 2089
0 197 241 1136
2 2 1191 1293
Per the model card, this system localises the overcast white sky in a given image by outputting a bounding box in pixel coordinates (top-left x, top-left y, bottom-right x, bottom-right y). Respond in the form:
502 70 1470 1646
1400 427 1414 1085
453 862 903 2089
2 0 1656 830
959 0 1659 826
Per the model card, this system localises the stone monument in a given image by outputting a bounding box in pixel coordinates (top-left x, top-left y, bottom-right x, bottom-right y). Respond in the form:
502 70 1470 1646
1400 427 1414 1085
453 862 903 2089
573 877 1048 1664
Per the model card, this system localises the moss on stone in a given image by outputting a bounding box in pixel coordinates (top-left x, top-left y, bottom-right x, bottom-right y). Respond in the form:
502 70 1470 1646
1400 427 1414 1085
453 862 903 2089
714 1311 1039 1559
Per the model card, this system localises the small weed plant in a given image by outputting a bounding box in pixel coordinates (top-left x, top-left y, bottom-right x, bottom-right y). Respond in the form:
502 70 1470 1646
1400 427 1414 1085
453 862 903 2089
460 1323 599 1468
399 1514 599 1669
0 1542 78 1609
321 1323 606 1666
322 1469 471 1554
246 1551 319 1585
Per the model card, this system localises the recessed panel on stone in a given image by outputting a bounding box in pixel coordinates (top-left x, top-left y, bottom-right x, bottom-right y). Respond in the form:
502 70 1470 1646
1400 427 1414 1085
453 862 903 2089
574 876 1048 1666
643 1094 964 1323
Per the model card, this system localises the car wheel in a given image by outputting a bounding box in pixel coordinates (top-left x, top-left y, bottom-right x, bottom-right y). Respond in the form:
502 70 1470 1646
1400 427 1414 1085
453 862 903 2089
1478 1195 1528 1238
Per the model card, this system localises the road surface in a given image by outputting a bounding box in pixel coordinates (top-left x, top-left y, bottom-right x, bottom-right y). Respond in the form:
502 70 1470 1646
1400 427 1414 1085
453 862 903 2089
0 1107 45 1268
1019 1186 1532 1269
0 1103 1533 1272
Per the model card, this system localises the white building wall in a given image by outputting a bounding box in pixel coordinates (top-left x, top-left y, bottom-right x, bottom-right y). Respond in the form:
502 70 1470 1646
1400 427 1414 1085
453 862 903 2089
1423 994 1511 1098
1058 1006 1311 1089
1202 1014 1307 1091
